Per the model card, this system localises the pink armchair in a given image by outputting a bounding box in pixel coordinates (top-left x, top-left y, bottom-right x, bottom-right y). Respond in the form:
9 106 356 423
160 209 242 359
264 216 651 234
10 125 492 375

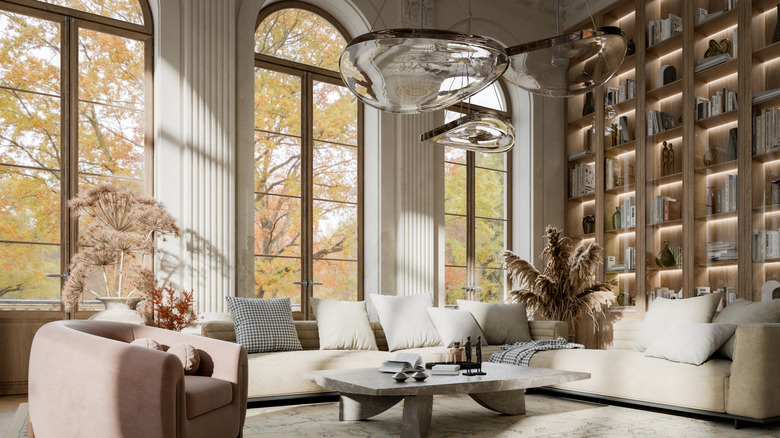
28 320 247 438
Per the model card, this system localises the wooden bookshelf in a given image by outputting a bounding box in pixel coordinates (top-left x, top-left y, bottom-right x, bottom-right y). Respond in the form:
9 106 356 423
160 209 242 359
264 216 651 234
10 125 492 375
563 0 775 348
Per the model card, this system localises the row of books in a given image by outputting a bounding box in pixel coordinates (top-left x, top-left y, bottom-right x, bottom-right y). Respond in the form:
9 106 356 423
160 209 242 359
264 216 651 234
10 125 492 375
707 175 737 215
695 88 737 120
754 229 780 261
694 53 732 73
648 196 680 225
707 241 737 261
752 107 780 155
604 79 637 106
569 163 595 198
605 158 623 190
647 110 676 135
605 247 637 272
647 13 682 47
617 196 636 229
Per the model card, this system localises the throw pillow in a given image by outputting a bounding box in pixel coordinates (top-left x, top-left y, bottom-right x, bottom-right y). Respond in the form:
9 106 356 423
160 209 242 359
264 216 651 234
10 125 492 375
634 292 722 352
310 298 378 350
130 337 163 351
370 294 442 351
714 298 780 359
457 300 532 345
225 296 302 353
168 343 200 375
426 307 488 347
643 320 737 365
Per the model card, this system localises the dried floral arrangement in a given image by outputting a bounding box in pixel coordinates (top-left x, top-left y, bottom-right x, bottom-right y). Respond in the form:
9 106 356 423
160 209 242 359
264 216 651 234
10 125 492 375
61 184 179 311
502 226 615 325
145 283 196 331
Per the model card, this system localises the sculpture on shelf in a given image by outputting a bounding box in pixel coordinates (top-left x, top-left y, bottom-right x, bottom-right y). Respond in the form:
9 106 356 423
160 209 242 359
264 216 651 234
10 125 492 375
667 142 675 175
661 141 670 176
582 215 596 234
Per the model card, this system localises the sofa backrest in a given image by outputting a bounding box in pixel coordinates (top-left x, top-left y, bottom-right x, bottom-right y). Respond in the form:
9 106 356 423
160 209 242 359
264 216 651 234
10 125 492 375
612 319 643 350
202 319 568 351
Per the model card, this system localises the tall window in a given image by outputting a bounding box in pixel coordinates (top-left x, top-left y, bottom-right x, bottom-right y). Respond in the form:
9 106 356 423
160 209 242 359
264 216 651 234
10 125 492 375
0 1 152 308
444 82 512 305
254 4 361 318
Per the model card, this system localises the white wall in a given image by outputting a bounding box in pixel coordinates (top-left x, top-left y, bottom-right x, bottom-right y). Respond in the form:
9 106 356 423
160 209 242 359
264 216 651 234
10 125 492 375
150 0 564 313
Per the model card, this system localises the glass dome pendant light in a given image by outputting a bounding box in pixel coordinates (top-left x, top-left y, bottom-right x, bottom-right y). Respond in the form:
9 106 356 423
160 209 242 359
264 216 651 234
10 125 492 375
502 0 627 97
338 0 509 114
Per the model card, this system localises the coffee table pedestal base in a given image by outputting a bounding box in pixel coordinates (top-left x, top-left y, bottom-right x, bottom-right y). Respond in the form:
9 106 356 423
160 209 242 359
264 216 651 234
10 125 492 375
469 389 526 415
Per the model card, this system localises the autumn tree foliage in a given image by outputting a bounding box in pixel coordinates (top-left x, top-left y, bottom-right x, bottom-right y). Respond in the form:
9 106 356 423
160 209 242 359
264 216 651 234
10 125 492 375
0 1 147 302
253 8 359 305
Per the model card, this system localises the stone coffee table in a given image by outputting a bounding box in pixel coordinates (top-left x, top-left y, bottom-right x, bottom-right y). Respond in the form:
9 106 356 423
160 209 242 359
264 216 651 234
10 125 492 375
303 362 589 438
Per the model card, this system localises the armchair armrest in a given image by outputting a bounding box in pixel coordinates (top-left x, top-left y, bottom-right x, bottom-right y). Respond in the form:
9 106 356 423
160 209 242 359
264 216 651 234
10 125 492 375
29 321 184 438
727 323 780 419
529 320 568 340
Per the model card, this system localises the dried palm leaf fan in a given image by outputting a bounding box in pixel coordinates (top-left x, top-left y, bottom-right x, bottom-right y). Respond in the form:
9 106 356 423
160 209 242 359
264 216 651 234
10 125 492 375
502 0 627 97
339 0 509 114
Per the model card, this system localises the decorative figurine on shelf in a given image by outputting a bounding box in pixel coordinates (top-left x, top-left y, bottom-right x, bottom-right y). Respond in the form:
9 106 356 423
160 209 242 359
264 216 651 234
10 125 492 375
667 142 675 175
582 215 595 234
626 38 636 56
463 336 486 376
661 141 670 176
582 90 594 116
656 241 677 268
704 38 731 58
774 4 780 44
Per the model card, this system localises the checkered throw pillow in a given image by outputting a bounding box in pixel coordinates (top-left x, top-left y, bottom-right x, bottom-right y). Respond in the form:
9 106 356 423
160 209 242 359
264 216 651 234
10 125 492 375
225 296 302 353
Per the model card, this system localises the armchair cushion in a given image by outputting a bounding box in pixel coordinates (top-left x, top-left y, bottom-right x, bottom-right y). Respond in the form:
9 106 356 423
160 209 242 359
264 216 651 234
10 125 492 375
169 343 201 375
184 376 233 419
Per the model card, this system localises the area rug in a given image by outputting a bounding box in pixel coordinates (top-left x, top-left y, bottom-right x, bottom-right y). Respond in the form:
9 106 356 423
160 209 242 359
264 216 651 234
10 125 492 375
7 395 780 438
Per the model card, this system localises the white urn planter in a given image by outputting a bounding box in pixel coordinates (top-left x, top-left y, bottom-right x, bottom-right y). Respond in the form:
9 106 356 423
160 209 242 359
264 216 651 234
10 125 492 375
88 297 144 324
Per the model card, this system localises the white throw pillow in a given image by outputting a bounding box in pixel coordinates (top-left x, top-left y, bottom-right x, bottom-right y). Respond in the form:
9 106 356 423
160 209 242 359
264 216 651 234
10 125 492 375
310 298 378 351
426 307 487 347
457 300 532 345
634 292 722 352
643 320 737 365
370 294 442 351
714 298 780 359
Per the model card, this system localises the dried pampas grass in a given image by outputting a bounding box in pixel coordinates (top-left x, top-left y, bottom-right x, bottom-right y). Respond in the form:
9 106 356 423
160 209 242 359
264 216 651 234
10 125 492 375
503 226 615 326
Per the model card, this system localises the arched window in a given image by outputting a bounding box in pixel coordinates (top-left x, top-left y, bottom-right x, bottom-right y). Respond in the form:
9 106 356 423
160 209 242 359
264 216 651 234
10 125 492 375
0 0 152 308
254 4 361 318
444 82 512 304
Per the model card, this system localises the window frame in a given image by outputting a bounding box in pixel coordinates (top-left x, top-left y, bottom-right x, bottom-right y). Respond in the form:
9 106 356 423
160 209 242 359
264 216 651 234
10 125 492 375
0 0 153 310
444 81 513 304
254 2 363 320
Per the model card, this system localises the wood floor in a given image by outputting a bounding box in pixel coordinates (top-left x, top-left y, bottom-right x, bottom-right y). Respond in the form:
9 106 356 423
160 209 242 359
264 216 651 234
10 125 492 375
0 394 26 436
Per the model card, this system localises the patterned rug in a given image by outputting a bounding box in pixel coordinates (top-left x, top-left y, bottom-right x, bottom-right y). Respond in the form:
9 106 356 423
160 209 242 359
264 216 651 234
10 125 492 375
7 394 780 437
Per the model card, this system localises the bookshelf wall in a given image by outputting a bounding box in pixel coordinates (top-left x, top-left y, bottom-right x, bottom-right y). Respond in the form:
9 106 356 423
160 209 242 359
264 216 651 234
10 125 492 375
563 0 779 348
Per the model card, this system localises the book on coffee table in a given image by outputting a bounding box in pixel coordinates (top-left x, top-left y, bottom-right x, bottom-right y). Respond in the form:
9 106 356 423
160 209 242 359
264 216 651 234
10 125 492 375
378 353 423 373
431 364 460 375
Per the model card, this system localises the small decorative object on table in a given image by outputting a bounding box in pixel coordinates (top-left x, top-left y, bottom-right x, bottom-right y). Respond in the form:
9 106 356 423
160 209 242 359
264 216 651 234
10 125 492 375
393 372 408 382
411 371 428 381
449 341 464 362
462 336 486 376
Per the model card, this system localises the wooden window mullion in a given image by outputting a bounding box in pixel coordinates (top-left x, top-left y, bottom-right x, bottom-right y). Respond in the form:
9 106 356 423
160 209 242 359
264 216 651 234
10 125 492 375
301 71 314 319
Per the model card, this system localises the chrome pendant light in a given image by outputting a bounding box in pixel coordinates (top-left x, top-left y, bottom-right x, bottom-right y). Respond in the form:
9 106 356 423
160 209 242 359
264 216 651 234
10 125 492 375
338 1 508 114
420 111 515 153
503 1 626 97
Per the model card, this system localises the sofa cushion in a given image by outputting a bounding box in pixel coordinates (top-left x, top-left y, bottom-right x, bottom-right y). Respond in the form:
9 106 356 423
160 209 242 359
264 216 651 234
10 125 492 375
370 294 442 351
529 348 732 412
246 350 393 398
634 292 722 352
457 300 532 345
168 343 201 375
184 375 233 419
225 296 302 353
426 307 487 347
643 320 736 365
714 299 780 359
310 298 378 351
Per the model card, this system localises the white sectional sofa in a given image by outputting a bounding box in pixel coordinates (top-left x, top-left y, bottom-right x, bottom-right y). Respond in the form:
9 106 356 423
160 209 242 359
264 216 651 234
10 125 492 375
202 317 780 425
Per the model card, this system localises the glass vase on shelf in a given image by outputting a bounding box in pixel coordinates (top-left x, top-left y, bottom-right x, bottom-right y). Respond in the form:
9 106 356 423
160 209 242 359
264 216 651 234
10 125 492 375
612 206 622 230
656 241 676 268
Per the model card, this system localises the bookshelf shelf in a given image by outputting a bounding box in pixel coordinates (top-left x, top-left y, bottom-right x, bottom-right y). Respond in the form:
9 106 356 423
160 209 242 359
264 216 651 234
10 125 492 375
646 79 682 101
695 210 738 222
615 54 637 76
605 140 637 156
694 58 737 84
695 159 737 175
694 109 737 129
568 113 596 130
648 126 683 143
646 33 682 58
752 41 780 63
694 8 737 36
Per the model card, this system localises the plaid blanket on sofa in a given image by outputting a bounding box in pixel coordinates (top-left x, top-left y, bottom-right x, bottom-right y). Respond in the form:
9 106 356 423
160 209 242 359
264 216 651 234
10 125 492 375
488 337 584 367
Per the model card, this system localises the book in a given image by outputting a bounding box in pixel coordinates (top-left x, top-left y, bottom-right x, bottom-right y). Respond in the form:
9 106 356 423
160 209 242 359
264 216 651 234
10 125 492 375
430 364 460 375
379 353 423 373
